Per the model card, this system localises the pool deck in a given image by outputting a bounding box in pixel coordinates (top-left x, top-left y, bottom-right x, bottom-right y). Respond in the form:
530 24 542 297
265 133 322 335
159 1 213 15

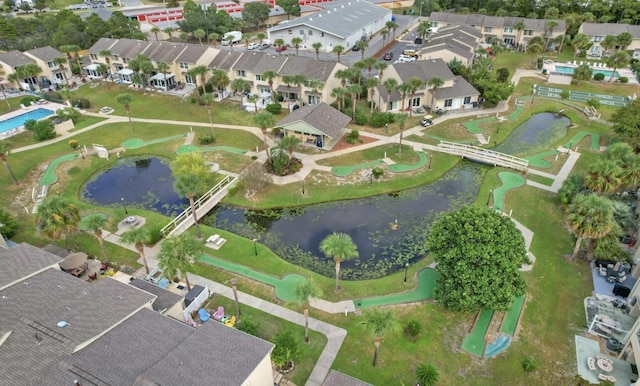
542 60 638 85
0 101 67 139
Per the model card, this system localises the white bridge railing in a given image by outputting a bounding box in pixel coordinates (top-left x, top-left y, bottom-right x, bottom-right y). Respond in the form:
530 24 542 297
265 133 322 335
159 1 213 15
437 141 529 172
161 175 235 236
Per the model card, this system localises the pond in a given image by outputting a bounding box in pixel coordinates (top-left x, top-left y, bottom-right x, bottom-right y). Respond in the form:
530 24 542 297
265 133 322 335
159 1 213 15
494 112 570 155
81 157 188 216
205 163 484 280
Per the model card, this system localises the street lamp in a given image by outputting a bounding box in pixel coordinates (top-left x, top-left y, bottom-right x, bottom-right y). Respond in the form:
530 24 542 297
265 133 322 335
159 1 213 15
252 238 258 256
487 189 493 206
532 84 537 105
404 263 409 283
121 197 128 215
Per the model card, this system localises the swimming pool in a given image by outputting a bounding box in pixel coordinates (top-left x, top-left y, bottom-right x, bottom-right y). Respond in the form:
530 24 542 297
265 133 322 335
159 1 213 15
555 65 620 78
0 108 55 134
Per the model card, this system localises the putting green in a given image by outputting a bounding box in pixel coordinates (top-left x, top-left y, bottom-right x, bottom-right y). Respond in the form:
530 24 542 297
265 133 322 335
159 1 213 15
353 268 439 309
463 116 495 134
563 131 600 150
388 151 428 173
461 308 493 357
198 254 306 302
524 150 559 168
332 160 385 177
493 172 526 212
423 134 476 144
507 105 524 120
501 294 526 336
176 145 248 155
122 134 186 149
39 153 79 186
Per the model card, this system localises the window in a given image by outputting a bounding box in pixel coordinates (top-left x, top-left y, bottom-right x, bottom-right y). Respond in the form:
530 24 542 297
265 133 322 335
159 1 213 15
123 58 128 64
444 99 452 107
484 27 492 33
185 74 194 85
288 30 292 34
411 98 421 107
256 74 263 81
299 29 304 35
259 87 270 94
430 21 438 28
464 96 471 104
113 55 119 61
179 62 189 69
594 35 603 42
308 30 313 35
90 54 97 60
504 27 513 34
321 32 324 37
524 30 533 36
236 70 246 77
47 61 56 68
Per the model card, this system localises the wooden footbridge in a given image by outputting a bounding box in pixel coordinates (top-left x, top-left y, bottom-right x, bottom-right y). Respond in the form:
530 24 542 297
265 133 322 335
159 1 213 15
161 175 237 237
436 141 528 172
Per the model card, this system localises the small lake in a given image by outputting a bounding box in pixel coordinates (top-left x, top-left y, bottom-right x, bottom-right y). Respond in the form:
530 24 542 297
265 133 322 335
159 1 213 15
206 164 484 280
81 157 188 216
494 112 570 155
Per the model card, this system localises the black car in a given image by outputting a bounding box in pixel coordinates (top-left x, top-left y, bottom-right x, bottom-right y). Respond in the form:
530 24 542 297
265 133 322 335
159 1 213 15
352 45 361 51
420 118 433 127
383 52 393 60
414 37 423 45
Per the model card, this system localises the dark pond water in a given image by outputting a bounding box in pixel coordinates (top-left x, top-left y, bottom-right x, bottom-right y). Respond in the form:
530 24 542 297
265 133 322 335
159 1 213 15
494 112 570 155
81 157 188 216
205 164 484 280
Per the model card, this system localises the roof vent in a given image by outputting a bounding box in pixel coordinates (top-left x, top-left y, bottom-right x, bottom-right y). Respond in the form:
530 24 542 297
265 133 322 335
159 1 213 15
57 321 69 328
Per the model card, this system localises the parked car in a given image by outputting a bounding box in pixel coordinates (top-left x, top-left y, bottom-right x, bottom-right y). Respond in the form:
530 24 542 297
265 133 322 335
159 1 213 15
352 45 361 51
420 118 433 127
259 42 271 50
414 37 423 45
394 55 416 64
275 45 286 52
383 52 393 60
403 49 419 57
247 43 259 50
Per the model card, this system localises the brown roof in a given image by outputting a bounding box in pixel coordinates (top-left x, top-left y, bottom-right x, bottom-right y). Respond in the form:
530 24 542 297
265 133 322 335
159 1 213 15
143 41 188 63
278 56 341 82
176 45 211 64
276 102 351 138
109 38 151 60
25 46 64 62
0 50 34 68
208 50 242 70
88 37 119 55
233 51 266 71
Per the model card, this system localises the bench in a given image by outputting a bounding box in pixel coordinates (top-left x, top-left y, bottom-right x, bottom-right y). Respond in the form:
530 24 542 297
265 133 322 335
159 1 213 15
206 234 220 244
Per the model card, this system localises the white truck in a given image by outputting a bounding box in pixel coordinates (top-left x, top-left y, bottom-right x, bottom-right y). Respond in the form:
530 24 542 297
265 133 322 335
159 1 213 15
221 31 242 46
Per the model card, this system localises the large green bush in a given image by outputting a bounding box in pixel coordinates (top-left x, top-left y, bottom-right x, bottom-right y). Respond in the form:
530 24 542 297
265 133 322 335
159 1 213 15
0 208 18 238
370 112 395 127
266 103 282 115
72 98 91 109
593 73 605 81
619 76 629 83
33 120 56 141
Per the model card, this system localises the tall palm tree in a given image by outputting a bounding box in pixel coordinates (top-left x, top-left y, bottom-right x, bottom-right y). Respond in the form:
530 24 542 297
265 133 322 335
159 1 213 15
319 232 358 291
427 77 444 111
253 111 275 159
396 113 408 155
332 45 345 63
116 93 135 131
374 61 388 110
416 363 440 386
278 135 300 167
194 28 206 45
262 70 277 96
281 74 295 107
544 20 559 52
291 74 306 103
331 87 345 111
151 26 161 41
99 49 113 78
584 159 623 194
386 21 399 40
312 42 322 59
346 83 362 119
360 308 400 366
164 27 174 40
256 32 266 44
23 63 43 92
156 62 170 90
364 77 379 114
294 279 321 342
0 68 10 108
397 82 412 113
307 79 324 104
291 37 303 56
407 77 423 117
210 68 230 95
382 78 398 112
171 153 209 239
362 57 377 78
158 233 203 291
607 51 631 83
97 63 109 85
187 65 208 95
0 141 17 185
356 39 369 61
120 227 152 274
35 195 80 251
80 214 109 263
567 194 616 260
53 57 70 88
514 21 525 49
380 28 389 47
201 93 216 135
231 78 251 95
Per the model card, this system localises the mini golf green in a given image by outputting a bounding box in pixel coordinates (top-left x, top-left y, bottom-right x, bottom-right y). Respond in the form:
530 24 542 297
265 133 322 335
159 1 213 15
525 150 560 168
122 134 186 149
463 116 495 134
564 131 600 150
176 145 247 155
507 105 524 120
388 151 428 173
332 160 385 177
461 308 493 357
423 134 476 144
39 153 79 186
198 254 306 302
354 268 439 309
501 294 526 336
493 172 526 212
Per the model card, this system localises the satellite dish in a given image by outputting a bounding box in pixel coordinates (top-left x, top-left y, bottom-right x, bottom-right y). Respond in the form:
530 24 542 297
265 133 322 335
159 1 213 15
57 321 69 328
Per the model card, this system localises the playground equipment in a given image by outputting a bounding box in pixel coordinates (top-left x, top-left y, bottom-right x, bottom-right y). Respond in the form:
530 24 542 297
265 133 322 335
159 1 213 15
213 306 225 321
224 316 236 327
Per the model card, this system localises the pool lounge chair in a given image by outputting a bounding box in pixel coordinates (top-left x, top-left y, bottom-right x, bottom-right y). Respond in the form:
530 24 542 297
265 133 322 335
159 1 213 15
198 308 210 323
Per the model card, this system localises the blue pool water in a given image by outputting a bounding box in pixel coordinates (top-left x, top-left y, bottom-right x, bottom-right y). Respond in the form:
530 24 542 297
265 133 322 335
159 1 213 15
0 108 54 134
555 65 620 78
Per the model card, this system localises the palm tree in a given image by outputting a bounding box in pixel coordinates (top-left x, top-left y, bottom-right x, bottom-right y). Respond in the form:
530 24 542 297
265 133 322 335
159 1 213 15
362 57 377 78
514 21 525 49
364 77 379 114
0 68 10 109
171 153 209 239
558 17 573 52
333 45 345 63
346 83 362 119
281 74 295 107
35 195 80 251
307 79 324 105
374 61 388 110
312 42 322 59
158 233 203 291
156 62 170 90
526 43 543 65
407 77 423 118
416 363 440 386
567 194 616 260
189 65 209 95
151 26 161 41
164 27 174 40
54 57 70 88
607 51 631 82
294 279 321 343
544 20 559 52
360 308 400 366
116 93 135 131
23 63 43 92
120 227 152 274
201 93 216 135
319 232 358 291
0 141 17 185
601 35 618 57
253 111 275 158
275 38 285 50
256 32 266 44
292 74 306 103
291 37 303 56
97 63 109 85
382 78 397 112
396 113 408 155
427 77 444 111
380 28 389 47
584 159 623 194
386 21 399 40
194 28 206 45
278 135 300 166
99 49 113 78
80 214 109 263
231 78 251 95
262 70 277 96
356 39 369 61
331 87 345 111
210 69 230 95
397 82 412 113
208 32 219 46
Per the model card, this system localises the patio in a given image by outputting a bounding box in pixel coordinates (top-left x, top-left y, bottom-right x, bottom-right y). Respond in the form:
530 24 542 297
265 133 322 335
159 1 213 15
575 335 637 384
585 296 636 343
591 263 636 300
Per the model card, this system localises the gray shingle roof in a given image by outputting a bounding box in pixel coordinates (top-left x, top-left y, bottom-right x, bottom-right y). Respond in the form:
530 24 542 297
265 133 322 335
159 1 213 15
129 278 182 312
109 38 151 60
581 23 640 38
435 75 480 99
234 51 266 71
278 56 340 82
143 41 188 63
422 41 474 60
0 243 62 290
0 50 34 68
429 12 565 32
323 370 372 386
437 23 483 39
208 50 242 70
276 102 351 139
25 46 64 62
253 53 288 75
392 58 454 83
176 44 210 64
268 0 391 39
45 308 274 385
88 37 118 55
